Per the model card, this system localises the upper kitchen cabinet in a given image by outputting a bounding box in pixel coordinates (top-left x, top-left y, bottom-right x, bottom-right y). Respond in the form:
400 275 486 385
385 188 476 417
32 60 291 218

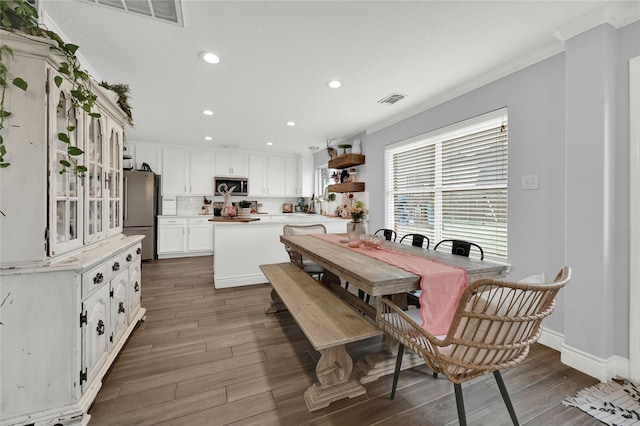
248 153 267 196
131 142 162 173
215 150 247 177
247 153 301 197
284 155 301 196
162 147 188 195
189 149 215 194
161 147 215 195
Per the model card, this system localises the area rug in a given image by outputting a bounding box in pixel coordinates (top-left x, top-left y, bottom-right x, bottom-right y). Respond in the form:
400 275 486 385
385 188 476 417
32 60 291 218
564 381 640 425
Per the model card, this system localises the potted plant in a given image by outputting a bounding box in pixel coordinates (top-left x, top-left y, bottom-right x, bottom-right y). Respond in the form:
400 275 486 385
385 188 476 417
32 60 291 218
237 200 252 219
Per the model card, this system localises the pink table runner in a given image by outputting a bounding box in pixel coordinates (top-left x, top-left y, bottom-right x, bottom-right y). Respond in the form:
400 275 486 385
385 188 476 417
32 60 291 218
312 233 468 335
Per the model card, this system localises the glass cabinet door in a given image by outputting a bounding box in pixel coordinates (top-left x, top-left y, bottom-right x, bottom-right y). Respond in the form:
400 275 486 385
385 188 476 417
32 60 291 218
85 116 104 244
49 84 84 256
107 126 122 234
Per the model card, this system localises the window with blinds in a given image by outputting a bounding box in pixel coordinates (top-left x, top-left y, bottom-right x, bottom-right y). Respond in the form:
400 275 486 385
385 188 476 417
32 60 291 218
385 109 508 260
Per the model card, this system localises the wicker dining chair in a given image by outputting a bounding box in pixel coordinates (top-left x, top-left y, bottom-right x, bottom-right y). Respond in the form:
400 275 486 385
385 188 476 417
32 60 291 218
377 267 571 426
282 224 327 280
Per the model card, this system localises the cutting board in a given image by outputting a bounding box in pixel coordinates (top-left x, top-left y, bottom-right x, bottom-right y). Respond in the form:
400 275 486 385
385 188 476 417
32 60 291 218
208 217 261 223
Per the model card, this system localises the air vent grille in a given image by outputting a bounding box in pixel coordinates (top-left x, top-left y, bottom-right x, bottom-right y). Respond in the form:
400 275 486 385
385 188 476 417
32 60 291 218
377 93 406 105
83 0 183 25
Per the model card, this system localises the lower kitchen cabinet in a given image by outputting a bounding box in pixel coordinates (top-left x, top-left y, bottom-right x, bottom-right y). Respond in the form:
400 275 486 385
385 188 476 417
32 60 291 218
158 216 213 258
0 235 145 426
157 217 187 255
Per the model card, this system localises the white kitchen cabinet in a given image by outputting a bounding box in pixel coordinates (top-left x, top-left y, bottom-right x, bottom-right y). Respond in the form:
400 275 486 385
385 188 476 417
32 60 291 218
266 155 285 196
189 149 215 194
248 154 300 197
215 151 247 176
162 147 188 194
248 153 267 196
132 142 162 173
187 217 214 252
157 217 187 255
0 31 144 426
158 216 214 258
161 148 214 195
284 155 301 196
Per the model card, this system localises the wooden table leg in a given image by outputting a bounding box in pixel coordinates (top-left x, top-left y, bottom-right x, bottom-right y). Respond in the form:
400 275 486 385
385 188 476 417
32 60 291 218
304 345 366 412
354 333 425 384
264 288 286 314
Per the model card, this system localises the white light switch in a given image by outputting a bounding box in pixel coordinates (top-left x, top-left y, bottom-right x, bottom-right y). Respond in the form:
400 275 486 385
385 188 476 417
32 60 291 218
521 174 539 190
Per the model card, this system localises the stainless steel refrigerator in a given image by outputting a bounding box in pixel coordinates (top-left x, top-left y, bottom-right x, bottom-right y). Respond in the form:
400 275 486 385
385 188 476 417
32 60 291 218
122 170 159 260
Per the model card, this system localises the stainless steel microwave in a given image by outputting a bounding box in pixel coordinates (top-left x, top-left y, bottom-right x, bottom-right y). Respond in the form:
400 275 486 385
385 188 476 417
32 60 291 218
214 177 248 196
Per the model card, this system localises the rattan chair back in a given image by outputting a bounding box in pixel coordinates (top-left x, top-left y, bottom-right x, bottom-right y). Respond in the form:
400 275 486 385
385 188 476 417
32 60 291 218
377 266 571 384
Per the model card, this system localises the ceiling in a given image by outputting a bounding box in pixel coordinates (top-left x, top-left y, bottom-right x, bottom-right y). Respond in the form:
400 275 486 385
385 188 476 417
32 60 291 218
38 0 630 154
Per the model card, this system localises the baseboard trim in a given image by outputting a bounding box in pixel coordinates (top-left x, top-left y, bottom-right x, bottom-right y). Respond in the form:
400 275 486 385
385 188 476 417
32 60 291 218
539 328 630 382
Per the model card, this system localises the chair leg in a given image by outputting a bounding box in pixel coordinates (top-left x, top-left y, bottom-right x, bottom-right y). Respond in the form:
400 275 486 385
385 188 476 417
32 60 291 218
494 370 519 425
390 343 404 400
454 383 467 426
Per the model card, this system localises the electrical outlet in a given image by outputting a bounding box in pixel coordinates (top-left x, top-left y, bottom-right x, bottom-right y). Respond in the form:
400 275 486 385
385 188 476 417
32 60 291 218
521 174 539 190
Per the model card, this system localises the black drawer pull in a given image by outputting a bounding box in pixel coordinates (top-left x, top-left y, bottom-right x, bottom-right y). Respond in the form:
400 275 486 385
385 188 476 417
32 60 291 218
112 262 120 271
96 319 105 335
118 301 126 314
134 282 140 292
126 254 133 262
93 273 103 285
136 247 141 255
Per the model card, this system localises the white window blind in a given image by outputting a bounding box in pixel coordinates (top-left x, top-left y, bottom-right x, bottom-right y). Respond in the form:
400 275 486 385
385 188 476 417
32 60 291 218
385 110 508 260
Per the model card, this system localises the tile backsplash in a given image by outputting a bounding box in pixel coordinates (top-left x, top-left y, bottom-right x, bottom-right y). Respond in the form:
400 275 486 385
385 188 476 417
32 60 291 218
176 196 303 215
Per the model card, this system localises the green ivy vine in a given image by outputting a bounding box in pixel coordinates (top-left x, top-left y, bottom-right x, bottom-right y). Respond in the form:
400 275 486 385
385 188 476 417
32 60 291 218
0 0 104 175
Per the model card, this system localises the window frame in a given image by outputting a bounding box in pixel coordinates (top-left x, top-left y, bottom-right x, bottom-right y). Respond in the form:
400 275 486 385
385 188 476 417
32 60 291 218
385 109 508 260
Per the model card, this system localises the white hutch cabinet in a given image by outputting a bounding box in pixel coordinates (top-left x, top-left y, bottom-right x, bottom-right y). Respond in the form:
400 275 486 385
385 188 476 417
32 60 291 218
0 31 145 426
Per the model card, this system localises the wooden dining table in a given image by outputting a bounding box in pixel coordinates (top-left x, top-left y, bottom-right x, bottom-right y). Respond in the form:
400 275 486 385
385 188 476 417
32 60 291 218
276 233 511 383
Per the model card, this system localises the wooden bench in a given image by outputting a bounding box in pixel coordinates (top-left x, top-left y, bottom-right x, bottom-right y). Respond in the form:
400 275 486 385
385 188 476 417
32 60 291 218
260 262 382 412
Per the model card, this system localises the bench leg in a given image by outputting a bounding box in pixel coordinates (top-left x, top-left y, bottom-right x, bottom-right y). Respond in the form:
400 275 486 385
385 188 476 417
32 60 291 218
304 345 366 412
264 288 287 314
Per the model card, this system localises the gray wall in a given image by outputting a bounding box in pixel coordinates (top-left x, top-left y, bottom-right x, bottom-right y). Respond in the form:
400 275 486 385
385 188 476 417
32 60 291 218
316 20 640 364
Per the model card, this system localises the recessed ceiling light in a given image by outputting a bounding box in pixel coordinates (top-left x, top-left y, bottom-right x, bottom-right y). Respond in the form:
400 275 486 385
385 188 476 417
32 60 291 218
204 136 213 141
327 80 342 89
201 52 220 64
202 110 214 116
266 142 274 146
286 121 295 127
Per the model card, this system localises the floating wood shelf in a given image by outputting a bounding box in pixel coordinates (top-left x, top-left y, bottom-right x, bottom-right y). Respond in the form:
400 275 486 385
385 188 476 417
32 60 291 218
328 154 365 169
328 182 365 193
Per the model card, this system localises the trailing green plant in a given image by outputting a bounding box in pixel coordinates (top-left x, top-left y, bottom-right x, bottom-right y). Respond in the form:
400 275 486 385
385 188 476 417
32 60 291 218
99 81 133 126
0 0 108 176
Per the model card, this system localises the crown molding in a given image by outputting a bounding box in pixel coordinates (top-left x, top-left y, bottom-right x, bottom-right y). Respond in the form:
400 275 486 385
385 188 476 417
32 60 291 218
554 1 640 42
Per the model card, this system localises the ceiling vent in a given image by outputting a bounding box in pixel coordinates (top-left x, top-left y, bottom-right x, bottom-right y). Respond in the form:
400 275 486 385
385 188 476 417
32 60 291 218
377 93 406 105
83 0 183 26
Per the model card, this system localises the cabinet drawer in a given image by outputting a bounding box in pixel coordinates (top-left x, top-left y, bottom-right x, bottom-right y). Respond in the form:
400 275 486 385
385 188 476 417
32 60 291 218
188 217 213 225
158 217 187 226
82 262 108 299
105 253 126 281
124 243 143 265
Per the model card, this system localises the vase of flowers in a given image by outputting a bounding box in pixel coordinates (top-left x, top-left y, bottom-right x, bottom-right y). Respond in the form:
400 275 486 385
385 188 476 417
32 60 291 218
346 199 367 243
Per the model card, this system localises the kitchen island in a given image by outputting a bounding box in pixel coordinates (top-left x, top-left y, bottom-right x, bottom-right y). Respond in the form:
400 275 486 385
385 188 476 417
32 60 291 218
212 214 350 288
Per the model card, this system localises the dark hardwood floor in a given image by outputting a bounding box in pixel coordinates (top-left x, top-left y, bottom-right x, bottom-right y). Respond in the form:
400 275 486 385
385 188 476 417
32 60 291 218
88 256 599 425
